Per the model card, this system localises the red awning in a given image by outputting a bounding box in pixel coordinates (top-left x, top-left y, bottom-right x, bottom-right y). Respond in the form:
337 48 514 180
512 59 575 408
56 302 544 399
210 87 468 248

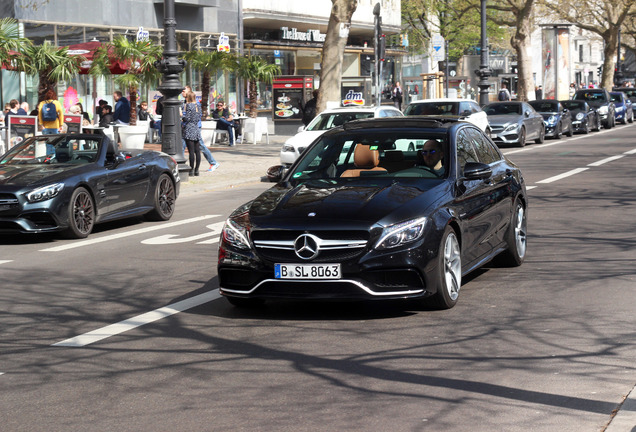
67 41 127 74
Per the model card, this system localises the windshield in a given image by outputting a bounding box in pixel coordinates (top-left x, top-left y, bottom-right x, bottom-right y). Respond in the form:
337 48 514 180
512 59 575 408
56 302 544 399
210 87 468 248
0 136 101 165
609 93 624 103
405 102 459 116
287 131 449 182
573 91 607 103
306 112 374 131
561 101 585 110
483 103 521 115
529 101 558 112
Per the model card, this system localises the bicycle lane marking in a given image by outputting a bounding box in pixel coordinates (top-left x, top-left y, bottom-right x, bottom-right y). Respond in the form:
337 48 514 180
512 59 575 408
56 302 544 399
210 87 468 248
140 221 225 245
52 290 221 347
40 215 220 252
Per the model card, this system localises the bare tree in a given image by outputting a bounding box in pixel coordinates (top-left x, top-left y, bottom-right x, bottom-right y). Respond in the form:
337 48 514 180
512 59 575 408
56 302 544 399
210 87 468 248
487 0 537 101
543 0 636 89
317 0 359 113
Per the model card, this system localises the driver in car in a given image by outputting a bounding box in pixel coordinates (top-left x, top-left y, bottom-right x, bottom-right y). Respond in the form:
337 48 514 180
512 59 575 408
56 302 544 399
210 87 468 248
419 139 445 176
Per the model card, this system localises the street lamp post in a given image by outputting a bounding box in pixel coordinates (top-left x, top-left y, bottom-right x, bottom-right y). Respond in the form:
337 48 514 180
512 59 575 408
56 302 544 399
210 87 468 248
156 0 188 177
615 28 624 87
474 0 492 106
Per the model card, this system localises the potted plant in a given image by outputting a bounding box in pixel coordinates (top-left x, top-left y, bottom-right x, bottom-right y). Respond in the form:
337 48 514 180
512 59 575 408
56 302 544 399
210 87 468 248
91 35 162 149
231 55 280 142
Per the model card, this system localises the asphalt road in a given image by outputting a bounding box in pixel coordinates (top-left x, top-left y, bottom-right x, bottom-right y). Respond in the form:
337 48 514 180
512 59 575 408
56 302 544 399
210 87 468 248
1 123 636 431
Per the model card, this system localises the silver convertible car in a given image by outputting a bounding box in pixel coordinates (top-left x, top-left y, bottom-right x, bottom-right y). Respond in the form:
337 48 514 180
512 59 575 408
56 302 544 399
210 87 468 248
483 101 545 147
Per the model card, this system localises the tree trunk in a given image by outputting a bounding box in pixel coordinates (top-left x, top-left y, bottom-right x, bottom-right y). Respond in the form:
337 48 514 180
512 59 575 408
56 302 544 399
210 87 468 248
601 29 618 90
316 0 358 113
129 85 138 126
249 79 258 118
38 71 55 103
201 71 210 119
510 1 534 101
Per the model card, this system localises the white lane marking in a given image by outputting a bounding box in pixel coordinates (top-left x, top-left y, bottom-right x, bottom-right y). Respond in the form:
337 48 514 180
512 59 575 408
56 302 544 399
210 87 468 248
141 221 224 245
502 126 618 156
52 290 221 347
536 168 589 184
624 148 636 155
526 186 537 190
588 155 625 167
41 215 220 252
0 260 13 265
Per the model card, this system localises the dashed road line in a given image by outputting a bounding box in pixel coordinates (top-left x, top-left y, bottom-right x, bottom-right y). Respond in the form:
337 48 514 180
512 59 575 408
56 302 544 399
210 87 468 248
40 215 220 252
52 290 222 347
588 155 625 167
0 260 13 265
536 167 589 184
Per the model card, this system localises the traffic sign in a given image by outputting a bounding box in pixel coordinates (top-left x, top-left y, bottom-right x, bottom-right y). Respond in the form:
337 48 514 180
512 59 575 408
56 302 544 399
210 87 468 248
432 34 445 61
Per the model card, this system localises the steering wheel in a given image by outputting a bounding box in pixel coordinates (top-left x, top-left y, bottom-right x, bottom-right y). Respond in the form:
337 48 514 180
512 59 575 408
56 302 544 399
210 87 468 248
417 165 442 178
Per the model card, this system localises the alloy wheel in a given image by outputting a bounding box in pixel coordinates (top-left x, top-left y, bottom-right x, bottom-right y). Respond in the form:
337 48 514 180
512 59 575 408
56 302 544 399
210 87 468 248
443 232 461 301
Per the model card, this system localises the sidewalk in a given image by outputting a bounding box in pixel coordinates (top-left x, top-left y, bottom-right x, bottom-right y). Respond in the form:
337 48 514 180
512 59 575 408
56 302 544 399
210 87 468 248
145 134 291 196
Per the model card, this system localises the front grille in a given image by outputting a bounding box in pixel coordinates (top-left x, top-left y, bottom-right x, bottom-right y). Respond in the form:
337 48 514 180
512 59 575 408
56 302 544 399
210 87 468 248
361 269 425 292
23 212 58 229
252 280 366 298
252 229 370 263
491 126 504 133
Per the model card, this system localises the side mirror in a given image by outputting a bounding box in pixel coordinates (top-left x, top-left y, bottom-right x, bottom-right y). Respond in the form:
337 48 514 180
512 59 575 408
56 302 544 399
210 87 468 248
525 111 531 117
297 126 305 133
267 165 287 182
462 162 492 181
460 110 472 117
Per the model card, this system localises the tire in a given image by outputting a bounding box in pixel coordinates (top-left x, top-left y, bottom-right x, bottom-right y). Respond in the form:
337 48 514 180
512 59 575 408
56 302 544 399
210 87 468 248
64 187 95 239
566 122 574 137
145 173 176 221
554 123 562 139
516 127 526 147
582 121 590 134
429 226 462 310
534 125 545 144
498 198 527 267
593 116 601 132
629 111 634 124
226 296 265 308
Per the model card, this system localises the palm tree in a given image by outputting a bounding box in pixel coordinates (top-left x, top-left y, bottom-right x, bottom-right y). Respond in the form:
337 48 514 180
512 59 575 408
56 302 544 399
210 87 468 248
91 35 162 125
17 41 83 103
0 17 31 68
232 55 281 118
183 50 232 119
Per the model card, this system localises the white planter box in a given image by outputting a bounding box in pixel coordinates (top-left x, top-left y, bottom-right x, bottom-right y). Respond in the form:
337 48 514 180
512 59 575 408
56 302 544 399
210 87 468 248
119 124 149 150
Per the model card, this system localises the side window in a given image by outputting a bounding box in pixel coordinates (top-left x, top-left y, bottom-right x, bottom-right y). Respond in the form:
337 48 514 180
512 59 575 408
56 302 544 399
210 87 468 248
470 102 480 114
467 128 501 164
456 129 479 175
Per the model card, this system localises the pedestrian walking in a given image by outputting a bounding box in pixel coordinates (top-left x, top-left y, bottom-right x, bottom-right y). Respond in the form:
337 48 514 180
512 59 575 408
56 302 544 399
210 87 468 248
535 85 543 100
180 86 219 170
37 90 64 134
182 90 202 176
300 89 318 126
392 82 403 110
498 84 511 101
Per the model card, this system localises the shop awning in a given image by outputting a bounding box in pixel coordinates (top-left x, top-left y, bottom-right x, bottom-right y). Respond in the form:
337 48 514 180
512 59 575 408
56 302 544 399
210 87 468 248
67 41 128 74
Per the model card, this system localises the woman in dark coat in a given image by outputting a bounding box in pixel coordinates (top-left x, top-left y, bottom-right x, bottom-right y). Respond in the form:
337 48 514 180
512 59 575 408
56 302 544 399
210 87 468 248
182 91 202 176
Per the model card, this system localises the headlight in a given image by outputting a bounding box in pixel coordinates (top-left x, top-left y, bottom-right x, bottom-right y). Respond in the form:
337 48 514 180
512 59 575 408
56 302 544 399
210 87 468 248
598 106 608 115
576 113 584 120
547 115 557 125
221 218 251 250
375 217 427 250
26 183 64 203
282 144 295 153
503 123 518 133
616 106 624 113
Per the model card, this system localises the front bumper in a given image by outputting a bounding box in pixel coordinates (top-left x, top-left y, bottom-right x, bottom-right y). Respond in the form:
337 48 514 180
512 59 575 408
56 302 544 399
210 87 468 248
490 129 521 144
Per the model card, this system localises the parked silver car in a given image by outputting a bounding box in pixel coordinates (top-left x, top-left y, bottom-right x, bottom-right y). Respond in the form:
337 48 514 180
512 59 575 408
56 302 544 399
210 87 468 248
483 102 545 147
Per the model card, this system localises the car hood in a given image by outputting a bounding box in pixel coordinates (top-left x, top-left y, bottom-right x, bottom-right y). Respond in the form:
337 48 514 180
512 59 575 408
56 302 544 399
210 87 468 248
247 179 446 228
487 114 521 126
285 130 328 148
583 100 608 108
0 163 84 188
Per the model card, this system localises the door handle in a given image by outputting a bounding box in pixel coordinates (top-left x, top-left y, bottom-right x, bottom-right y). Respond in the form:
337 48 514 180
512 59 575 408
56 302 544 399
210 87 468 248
138 164 147 170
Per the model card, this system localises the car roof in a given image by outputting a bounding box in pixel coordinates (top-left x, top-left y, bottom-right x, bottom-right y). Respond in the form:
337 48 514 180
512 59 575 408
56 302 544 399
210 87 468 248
336 116 465 132
408 98 476 104
319 105 401 114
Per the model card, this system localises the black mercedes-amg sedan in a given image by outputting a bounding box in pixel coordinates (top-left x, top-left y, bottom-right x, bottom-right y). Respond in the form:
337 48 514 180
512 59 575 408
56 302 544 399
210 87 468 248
218 117 527 310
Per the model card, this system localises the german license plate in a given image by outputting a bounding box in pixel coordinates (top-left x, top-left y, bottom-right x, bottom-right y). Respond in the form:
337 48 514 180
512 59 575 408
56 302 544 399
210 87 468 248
275 263 341 280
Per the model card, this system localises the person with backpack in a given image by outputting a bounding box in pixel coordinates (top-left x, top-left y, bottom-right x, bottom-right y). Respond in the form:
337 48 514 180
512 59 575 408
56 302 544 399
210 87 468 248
498 84 511 101
37 89 64 134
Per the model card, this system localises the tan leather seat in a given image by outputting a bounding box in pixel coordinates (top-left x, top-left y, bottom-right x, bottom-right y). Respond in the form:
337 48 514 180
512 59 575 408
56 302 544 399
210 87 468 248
341 144 388 177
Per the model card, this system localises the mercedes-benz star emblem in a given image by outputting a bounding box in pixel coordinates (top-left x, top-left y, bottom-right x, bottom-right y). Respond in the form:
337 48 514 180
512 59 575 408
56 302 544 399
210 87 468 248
294 234 320 260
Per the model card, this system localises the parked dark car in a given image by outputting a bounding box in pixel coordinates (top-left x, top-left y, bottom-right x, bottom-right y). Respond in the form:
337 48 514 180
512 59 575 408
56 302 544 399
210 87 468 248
483 101 545 147
0 134 179 238
218 117 528 310
612 87 636 103
572 88 615 129
609 91 634 124
560 100 601 134
528 100 573 139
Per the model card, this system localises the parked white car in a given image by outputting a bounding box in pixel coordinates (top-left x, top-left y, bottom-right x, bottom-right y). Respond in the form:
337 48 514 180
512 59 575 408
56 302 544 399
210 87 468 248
404 98 490 132
279 105 403 167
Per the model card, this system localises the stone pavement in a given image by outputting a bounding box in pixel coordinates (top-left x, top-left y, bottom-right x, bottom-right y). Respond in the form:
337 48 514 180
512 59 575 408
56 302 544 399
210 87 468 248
145 134 291 196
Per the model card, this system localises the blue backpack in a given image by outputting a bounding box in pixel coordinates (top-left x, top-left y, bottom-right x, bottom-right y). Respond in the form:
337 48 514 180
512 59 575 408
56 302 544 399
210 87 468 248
41 101 58 121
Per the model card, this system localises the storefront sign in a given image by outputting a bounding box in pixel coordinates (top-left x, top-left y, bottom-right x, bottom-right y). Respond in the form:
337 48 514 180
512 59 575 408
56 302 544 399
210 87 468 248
342 89 365 106
64 114 83 134
217 32 230 52
7 116 37 149
281 27 326 43
136 26 149 42
272 77 306 121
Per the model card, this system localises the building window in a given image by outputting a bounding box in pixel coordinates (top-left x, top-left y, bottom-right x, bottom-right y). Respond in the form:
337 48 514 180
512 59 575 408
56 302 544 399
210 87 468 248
57 25 84 46
579 44 584 63
22 23 55 46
